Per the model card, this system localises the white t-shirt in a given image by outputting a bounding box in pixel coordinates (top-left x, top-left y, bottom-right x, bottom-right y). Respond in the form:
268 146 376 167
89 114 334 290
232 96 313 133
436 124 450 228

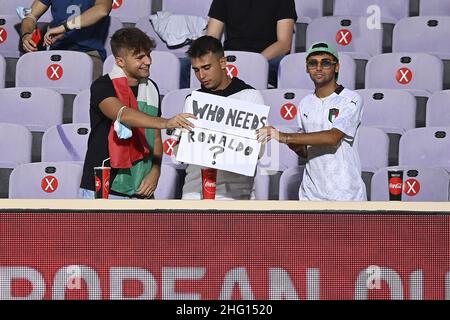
181 83 265 200
297 85 367 201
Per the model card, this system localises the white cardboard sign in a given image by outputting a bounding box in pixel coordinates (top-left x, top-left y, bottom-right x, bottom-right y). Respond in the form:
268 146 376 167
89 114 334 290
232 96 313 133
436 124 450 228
175 91 270 176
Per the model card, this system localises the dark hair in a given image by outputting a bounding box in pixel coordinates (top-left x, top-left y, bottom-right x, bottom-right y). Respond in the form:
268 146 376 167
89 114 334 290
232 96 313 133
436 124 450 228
111 27 156 57
187 35 224 59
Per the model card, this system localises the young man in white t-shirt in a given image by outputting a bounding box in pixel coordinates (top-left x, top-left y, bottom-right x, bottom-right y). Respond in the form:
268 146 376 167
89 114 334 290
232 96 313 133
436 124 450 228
180 35 265 200
257 42 366 200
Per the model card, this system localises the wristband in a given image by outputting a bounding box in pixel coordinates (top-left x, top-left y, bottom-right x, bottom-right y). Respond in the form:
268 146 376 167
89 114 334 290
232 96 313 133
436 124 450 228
21 32 32 41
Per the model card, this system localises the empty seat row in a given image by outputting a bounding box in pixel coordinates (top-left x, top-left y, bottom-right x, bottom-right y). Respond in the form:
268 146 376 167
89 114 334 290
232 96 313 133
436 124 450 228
0 122 89 166
2 14 450 91
2 85 449 144
2 122 449 200
279 165 450 201
3 13 450 61
296 0 450 22
5 161 449 201
5 160 182 200
0 50 449 97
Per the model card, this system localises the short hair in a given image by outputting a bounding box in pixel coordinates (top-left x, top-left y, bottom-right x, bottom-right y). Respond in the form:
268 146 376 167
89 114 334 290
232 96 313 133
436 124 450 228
111 27 156 57
187 35 224 59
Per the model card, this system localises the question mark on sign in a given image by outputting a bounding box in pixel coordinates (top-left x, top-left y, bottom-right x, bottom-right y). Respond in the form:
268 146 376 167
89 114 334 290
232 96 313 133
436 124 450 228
209 146 225 165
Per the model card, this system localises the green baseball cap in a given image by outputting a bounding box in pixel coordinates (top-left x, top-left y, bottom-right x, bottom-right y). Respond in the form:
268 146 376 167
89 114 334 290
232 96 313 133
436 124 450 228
306 42 339 61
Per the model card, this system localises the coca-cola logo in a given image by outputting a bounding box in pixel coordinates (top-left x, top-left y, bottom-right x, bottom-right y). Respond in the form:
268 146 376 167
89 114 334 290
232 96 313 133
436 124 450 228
389 178 403 195
95 176 101 192
203 179 216 194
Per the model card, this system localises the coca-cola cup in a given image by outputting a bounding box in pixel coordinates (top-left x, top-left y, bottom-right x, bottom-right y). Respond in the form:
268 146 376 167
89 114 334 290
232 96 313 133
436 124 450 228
201 168 217 200
94 166 111 199
388 170 403 201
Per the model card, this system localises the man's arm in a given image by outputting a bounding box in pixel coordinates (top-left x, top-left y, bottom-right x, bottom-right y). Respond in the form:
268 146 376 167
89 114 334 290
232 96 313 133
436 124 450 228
99 96 196 130
280 128 345 147
206 17 225 39
44 0 112 46
21 0 50 52
257 126 345 152
260 18 295 60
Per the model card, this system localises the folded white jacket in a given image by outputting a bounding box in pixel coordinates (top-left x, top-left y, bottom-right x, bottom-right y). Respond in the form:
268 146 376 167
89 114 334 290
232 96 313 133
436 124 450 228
150 11 208 48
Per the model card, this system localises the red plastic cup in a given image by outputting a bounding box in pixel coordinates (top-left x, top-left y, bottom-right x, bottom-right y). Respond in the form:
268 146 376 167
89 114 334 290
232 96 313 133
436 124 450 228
201 168 217 200
31 27 41 45
388 170 403 201
94 166 111 199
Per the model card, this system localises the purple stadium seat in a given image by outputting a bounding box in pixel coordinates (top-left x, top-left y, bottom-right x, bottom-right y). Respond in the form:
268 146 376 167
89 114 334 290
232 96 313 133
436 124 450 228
295 0 323 23
154 163 183 199
278 52 356 90
41 123 90 164
143 50 181 94
161 128 187 170
0 123 32 169
255 127 300 199
0 54 5 88
0 122 32 198
0 15 21 58
9 162 83 199
420 0 450 16
104 16 124 57
356 126 389 173
103 51 180 95
333 0 409 23
278 166 305 200
72 89 90 124
110 0 152 24
102 55 114 74
399 127 450 171
0 87 63 132
371 166 450 201
161 88 193 118
163 0 212 17
160 89 193 170
393 17 450 60
357 89 416 134
306 16 383 60
190 51 268 90
0 0 52 22
260 88 311 127
426 90 450 127
0 87 64 163
365 53 444 97
16 50 93 95
252 166 270 200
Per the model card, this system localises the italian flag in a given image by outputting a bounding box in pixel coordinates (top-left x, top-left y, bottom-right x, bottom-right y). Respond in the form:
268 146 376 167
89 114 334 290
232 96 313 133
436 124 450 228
108 64 160 196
